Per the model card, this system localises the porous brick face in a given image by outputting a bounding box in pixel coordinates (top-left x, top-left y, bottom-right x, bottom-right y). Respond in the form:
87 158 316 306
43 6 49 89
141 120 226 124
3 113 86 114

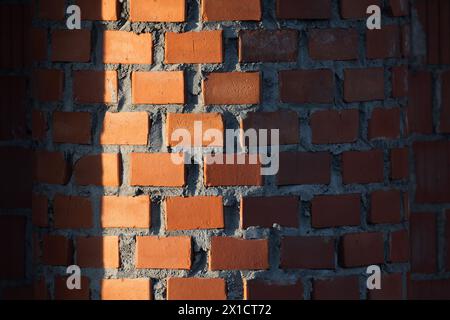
2 0 450 302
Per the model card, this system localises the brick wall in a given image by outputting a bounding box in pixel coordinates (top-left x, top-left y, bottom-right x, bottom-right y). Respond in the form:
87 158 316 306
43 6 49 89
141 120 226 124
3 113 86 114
0 0 449 300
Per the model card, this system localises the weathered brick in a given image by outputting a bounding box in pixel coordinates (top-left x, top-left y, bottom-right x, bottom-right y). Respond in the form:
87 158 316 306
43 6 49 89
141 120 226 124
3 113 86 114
202 0 261 21
281 236 335 269
311 109 359 144
308 28 358 60
312 194 360 228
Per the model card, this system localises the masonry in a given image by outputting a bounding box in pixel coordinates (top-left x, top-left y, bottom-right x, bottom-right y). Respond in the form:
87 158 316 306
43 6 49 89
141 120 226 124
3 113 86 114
0 0 449 300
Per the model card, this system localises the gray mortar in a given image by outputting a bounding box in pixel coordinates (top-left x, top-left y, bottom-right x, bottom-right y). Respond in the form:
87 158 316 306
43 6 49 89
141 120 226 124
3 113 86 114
2 0 450 300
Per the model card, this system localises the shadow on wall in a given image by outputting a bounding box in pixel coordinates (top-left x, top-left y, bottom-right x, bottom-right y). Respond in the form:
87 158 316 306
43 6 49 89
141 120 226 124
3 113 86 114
0 0 138 300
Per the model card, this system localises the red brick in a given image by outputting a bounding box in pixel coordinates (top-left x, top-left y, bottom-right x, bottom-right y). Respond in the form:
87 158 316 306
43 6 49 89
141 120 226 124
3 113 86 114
100 112 149 145
76 236 119 268
390 229 410 263
165 30 223 64
132 71 184 105
209 237 269 270
202 0 261 21
308 28 358 60
311 194 360 228
167 278 226 300
29 28 47 62
33 151 70 185
440 0 450 64
277 152 331 185
368 273 403 300
0 75 26 141
311 109 359 144
54 276 90 300
33 69 63 102
130 0 185 22
32 110 47 141
281 236 335 269
413 141 450 203
369 108 400 139
53 195 93 229
440 71 450 133
203 72 261 105
204 154 262 186
239 30 299 63
38 0 65 20
427 0 440 64
446 210 450 271
280 69 334 104
42 235 72 266
391 147 409 180
367 25 401 59
73 70 118 104
408 278 450 300
410 212 437 273
136 236 191 270
344 68 385 102
100 196 151 228
32 194 48 227
407 71 432 134
369 190 402 224
340 232 384 267
241 111 299 145
240 196 299 229
53 112 92 145
74 153 121 187
312 276 360 300
130 153 185 187
277 0 331 19
244 279 303 300
102 31 152 64
2 279 48 300
0 148 32 209
341 0 382 19
392 66 408 98
51 30 91 62
0 216 26 279
165 196 224 231
166 113 223 147
389 0 409 16
76 0 118 21
100 279 152 300
342 150 384 184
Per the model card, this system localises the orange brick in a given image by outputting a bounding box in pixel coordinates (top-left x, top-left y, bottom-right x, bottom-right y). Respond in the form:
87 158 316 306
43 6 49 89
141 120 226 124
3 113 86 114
132 71 184 105
102 31 152 64
74 154 121 187
100 196 151 228
136 236 191 269
53 195 93 229
167 278 226 300
73 70 118 104
209 237 269 270
53 112 92 145
202 0 261 21
76 236 119 268
51 30 91 62
130 0 185 22
42 235 72 266
100 112 149 145
165 196 224 231
204 154 263 186
203 72 261 105
166 113 224 147
32 194 48 227
130 153 185 187
100 279 152 300
33 69 64 102
165 30 223 64
33 151 70 185
76 0 119 20
54 276 90 300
